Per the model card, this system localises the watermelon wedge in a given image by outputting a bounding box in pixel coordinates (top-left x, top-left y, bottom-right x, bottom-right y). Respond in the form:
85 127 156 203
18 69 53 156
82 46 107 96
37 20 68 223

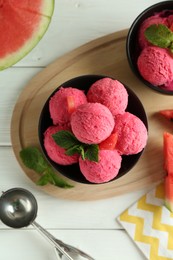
0 0 54 70
67 96 76 114
159 109 173 121
99 133 118 150
163 132 173 212
165 176 173 212
163 132 173 175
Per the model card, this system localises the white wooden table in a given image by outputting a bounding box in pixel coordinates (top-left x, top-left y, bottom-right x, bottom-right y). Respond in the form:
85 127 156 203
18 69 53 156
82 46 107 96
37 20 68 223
0 1 162 259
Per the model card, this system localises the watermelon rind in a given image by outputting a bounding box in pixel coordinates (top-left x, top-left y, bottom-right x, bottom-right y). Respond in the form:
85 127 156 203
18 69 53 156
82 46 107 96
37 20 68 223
41 0 55 17
0 0 55 70
165 199 173 213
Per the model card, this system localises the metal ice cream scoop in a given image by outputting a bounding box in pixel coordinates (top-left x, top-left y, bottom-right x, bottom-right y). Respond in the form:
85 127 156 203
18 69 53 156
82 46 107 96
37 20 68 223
0 188 94 260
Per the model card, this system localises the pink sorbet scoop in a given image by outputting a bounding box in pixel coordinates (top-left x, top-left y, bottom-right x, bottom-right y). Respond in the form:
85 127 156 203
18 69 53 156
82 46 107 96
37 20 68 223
137 46 173 86
87 77 128 116
138 14 168 50
79 150 122 183
113 112 148 155
49 87 87 125
71 102 115 144
44 125 79 165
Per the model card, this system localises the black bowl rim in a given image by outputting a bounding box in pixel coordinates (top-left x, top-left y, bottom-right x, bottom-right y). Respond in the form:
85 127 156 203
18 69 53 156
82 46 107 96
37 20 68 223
126 0 173 95
38 74 148 185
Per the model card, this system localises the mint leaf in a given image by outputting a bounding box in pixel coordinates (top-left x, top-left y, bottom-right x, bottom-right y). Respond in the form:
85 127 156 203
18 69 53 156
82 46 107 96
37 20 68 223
84 144 99 162
52 130 99 163
20 147 74 189
65 145 81 156
20 147 49 173
169 42 173 53
49 171 74 188
145 24 173 48
52 130 80 149
80 146 86 160
36 173 52 186
36 171 73 188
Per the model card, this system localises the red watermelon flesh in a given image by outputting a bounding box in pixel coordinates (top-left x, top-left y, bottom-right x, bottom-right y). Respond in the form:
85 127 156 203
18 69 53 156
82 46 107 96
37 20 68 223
0 0 54 70
159 109 173 121
164 132 173 212
8 0 54 16
163 132 173 176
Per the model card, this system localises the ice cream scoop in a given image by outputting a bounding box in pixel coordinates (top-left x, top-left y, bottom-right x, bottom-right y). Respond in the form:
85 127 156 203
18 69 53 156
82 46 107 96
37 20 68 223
71 102 115 144
138 14 168 49
137 46 173 86
49 87 87 125
87 77 128 116
0 188 94 260
79 150 122 183
44 125 79 165
113 112 148 155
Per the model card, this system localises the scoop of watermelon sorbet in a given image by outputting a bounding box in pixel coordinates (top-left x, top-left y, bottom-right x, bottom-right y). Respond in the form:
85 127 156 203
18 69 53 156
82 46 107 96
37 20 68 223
113 112 148 155
44 125 79 165
138 13 168 50
71 102 115 144
49 87 87 125
137 46 173 86
87 77 128 117
79 150 122 183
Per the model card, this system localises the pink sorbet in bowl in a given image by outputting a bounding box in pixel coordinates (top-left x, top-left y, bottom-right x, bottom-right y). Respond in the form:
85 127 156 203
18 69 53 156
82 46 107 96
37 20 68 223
38 75 148 184
79 150 122 184
137 46 173 86
113 112 148 155
71 102 115 144
49 87 87 125
44 125 79 165
126 1 173 95
87 77 128 116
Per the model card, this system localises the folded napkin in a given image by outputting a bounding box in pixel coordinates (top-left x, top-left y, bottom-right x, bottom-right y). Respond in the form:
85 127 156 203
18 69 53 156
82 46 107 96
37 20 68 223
117 183 173 260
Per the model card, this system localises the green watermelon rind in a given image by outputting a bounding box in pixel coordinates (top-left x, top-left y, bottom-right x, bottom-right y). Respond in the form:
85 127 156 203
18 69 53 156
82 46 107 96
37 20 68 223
0 0 55 70
39 0 55 17
165 199 173 213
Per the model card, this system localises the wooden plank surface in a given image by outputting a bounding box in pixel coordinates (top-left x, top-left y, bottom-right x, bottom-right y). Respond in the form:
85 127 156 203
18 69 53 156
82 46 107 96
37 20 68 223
11 29 172 200
0 229 145 260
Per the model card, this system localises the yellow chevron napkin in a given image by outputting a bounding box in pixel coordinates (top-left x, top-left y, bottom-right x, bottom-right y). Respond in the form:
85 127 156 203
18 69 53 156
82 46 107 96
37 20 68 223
117 183 173 260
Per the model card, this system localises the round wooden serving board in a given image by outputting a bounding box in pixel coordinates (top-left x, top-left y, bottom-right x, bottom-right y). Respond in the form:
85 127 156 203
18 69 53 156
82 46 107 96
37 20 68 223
11 29 173 201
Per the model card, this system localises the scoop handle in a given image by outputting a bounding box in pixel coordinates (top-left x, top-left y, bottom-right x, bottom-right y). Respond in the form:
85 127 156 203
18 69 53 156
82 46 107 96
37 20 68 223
32 221 73 260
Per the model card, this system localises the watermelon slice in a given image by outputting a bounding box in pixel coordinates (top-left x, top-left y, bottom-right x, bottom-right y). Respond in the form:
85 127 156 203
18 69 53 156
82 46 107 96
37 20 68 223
165 176 173 212
99 133 118 150
163 132 173 212
67 96 76 114
0 0 54 70
163 132 173 175
159 109 173 121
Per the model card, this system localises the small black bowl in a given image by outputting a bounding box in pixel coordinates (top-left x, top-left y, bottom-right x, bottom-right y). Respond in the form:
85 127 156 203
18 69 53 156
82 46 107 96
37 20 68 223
38 75 148 184
126 1 173 95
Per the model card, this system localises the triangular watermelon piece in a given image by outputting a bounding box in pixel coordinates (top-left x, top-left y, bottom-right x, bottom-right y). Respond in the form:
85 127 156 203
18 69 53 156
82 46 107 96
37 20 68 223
165 176 173 212
163 132 173 212
163 132 173 176
99 133 118 150
160 109 173 121
0 0 54 70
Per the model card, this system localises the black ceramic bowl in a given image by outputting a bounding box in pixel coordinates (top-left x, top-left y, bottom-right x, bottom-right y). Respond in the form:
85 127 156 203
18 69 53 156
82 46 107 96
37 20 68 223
126 1 173 95
38 75 148 184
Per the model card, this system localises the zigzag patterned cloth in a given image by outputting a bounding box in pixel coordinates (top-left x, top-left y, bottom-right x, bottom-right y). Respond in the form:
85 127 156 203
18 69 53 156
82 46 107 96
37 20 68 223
117 183 173 260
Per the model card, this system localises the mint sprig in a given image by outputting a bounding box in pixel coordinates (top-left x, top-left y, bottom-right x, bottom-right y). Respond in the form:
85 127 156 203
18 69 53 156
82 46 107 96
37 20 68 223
145 24 173 52
20 147 74 188
52 130 99 162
